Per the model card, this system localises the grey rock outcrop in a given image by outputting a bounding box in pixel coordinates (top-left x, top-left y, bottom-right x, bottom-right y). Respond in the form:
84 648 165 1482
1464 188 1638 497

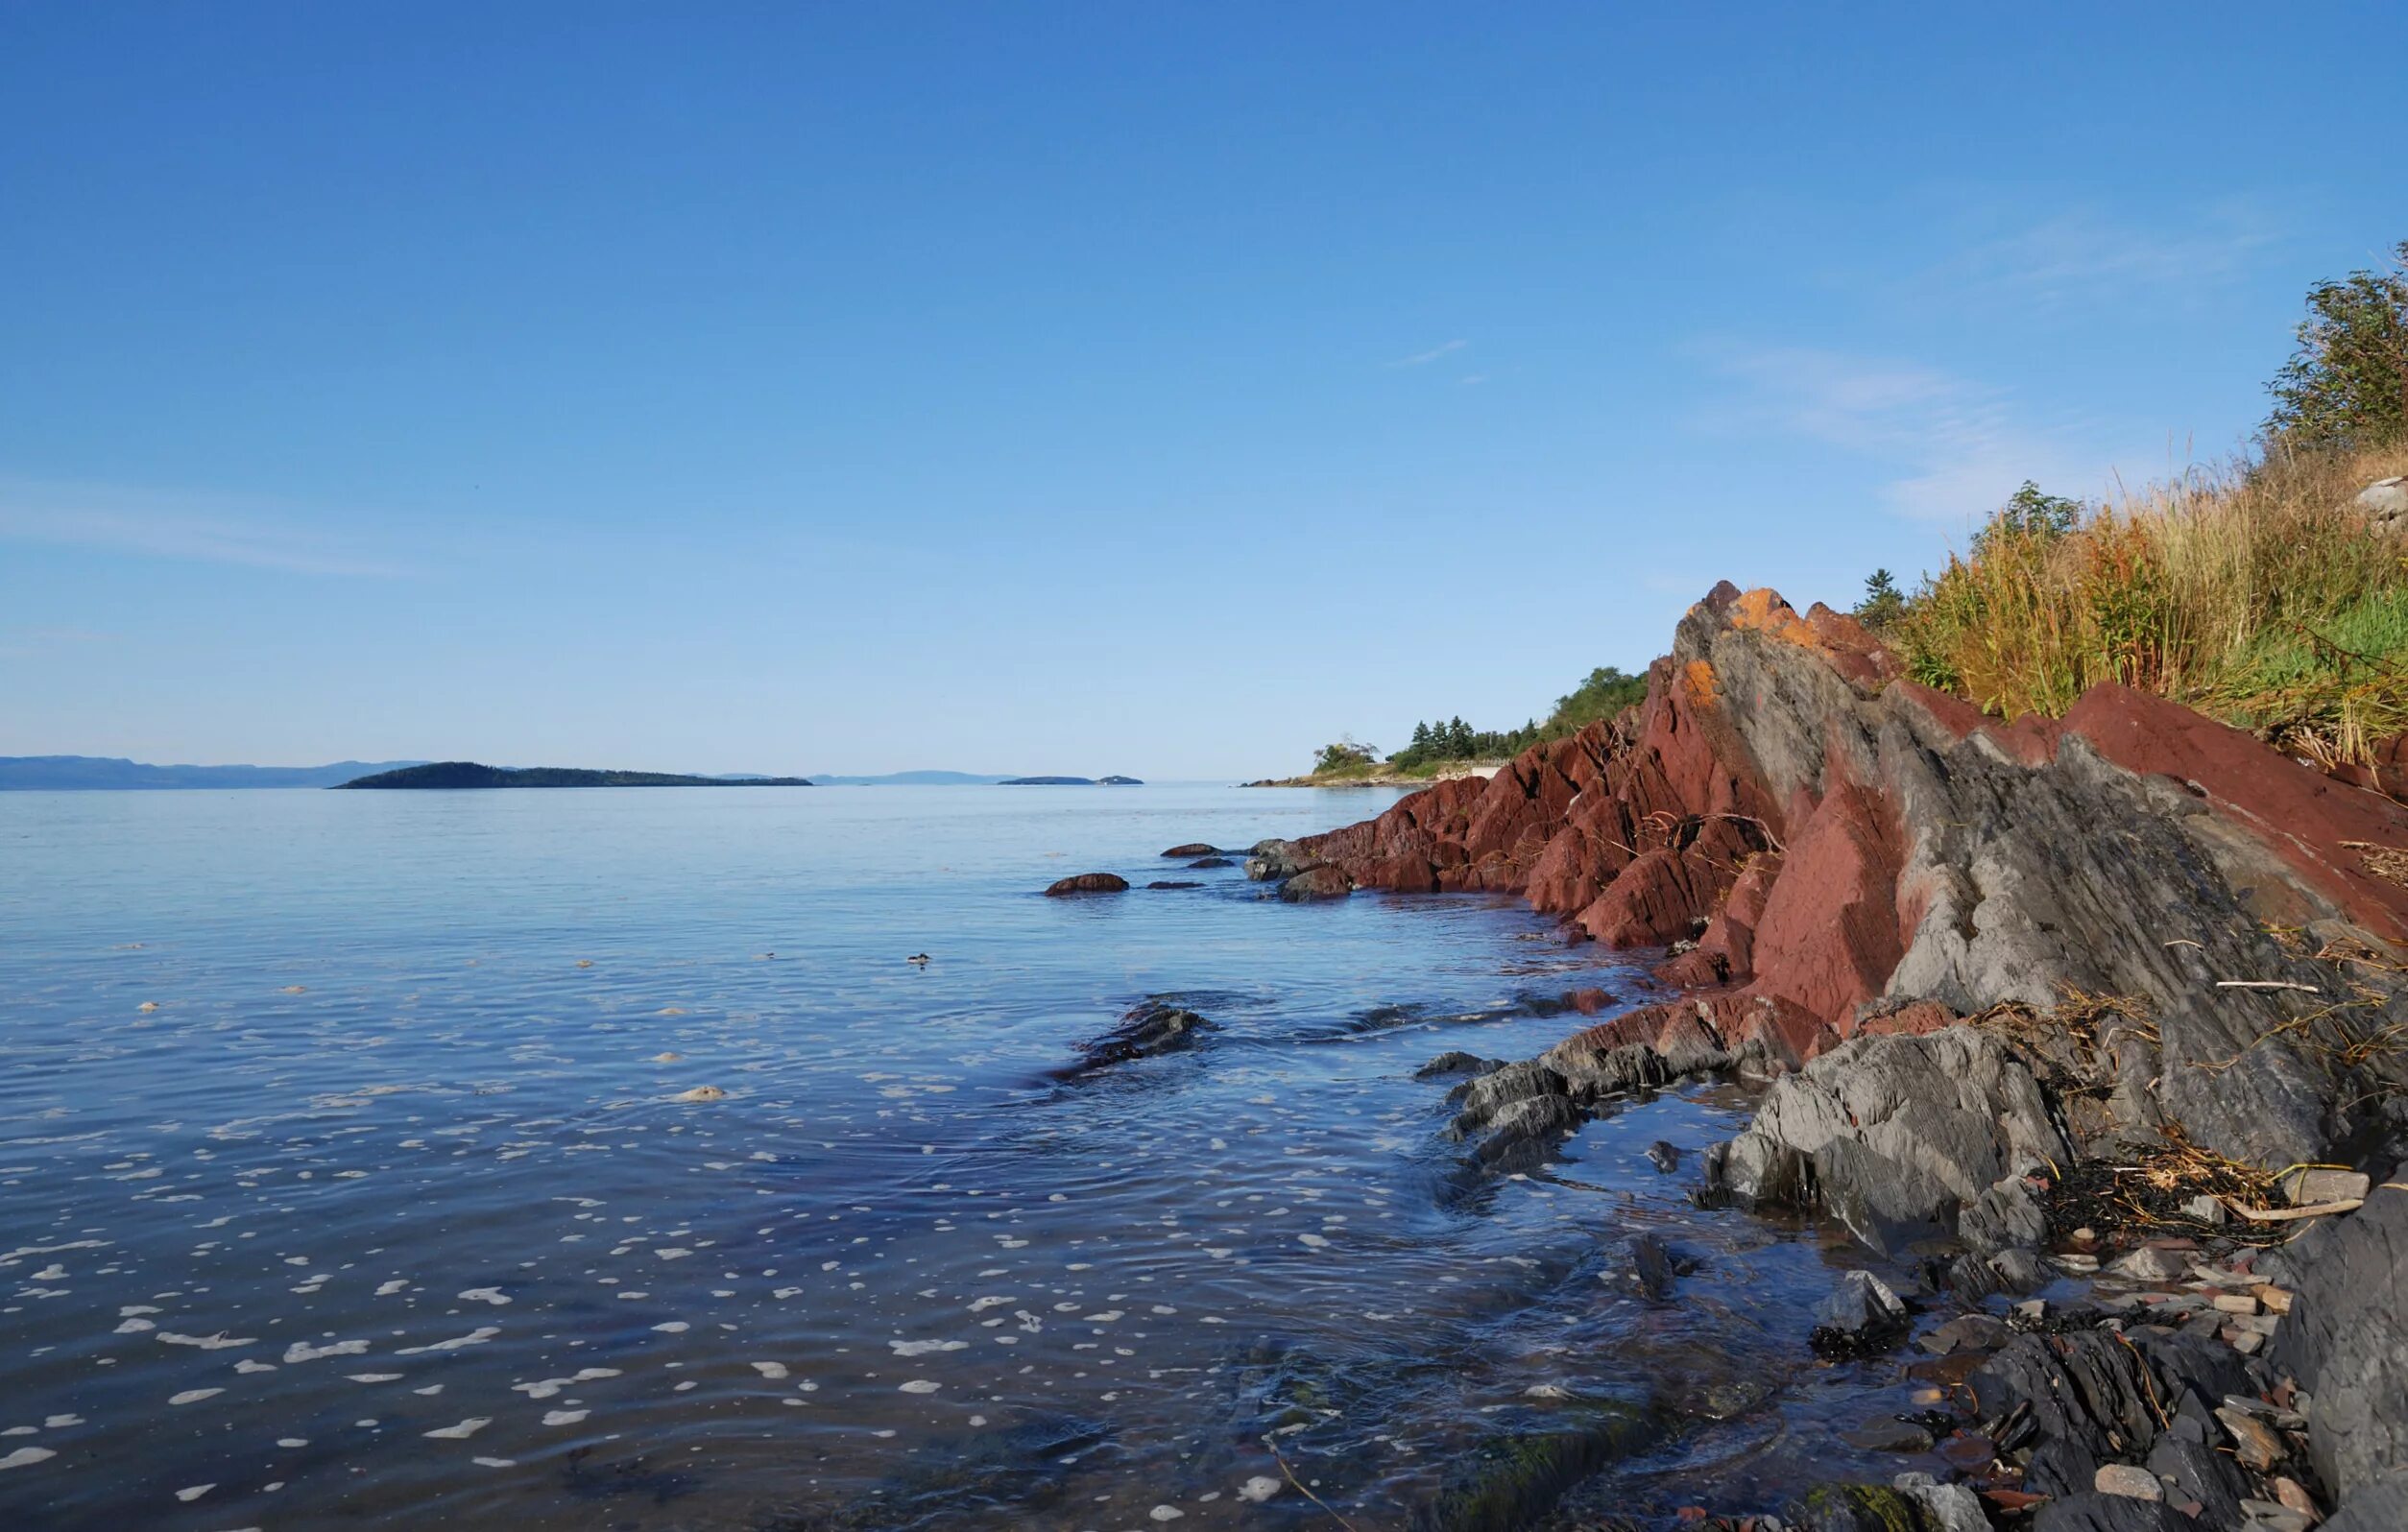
1718 1027 2068 1254
2268 1184 2408 1504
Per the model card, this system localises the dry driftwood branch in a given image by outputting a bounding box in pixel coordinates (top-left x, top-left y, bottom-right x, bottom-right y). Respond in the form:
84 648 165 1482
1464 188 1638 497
2214 979 2323 993
2220 1197 2364 1222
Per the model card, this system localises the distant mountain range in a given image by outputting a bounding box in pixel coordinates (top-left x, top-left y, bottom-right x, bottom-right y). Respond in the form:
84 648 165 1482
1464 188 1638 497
0 755 424 790
337 762 811 790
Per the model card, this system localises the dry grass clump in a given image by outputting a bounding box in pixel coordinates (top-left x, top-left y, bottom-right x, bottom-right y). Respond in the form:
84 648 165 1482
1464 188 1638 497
1896 443 2408 770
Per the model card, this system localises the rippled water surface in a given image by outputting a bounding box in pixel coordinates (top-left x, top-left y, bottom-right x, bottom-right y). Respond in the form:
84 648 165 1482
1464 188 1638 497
0 786 1921 1530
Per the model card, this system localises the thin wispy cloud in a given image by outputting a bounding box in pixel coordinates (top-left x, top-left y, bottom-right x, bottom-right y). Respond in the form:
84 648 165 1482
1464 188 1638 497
1937 203 2281 308
0 479 417 577
1390 338 1469 368
1707 346 2156 525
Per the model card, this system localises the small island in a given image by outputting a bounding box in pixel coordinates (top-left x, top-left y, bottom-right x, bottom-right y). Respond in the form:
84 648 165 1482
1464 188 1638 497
334 762 813 789
998 775 1144 786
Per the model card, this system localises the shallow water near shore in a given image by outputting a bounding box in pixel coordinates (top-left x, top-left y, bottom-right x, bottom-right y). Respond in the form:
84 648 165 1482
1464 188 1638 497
1 785 1933 1530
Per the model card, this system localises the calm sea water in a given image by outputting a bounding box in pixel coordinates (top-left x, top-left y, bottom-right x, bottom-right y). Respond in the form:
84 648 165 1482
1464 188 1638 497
0 786 1925 1531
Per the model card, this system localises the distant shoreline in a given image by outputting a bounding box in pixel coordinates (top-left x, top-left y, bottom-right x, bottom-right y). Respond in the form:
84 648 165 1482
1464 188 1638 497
335 762 813 790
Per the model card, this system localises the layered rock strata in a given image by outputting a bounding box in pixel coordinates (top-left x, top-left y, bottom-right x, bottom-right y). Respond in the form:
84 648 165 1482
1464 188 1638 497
1285 582 2408 1528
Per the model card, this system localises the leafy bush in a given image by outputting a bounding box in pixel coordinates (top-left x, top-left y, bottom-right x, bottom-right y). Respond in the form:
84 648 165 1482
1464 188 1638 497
1312 738 1381 775
2267 240 2408 451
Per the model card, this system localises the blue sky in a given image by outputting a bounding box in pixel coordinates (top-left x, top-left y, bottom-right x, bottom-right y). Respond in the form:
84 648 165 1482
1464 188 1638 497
4 4 2403 778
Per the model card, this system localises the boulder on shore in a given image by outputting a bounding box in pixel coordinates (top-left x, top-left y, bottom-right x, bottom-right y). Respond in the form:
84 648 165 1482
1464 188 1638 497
1044 873 1129 897
1277 866 1354 902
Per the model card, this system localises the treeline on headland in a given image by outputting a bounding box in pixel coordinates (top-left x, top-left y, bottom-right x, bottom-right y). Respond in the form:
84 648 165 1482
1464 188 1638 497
1309 666 1649 780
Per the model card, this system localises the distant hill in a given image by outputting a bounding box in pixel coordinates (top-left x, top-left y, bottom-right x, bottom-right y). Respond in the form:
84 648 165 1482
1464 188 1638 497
999 775 1144 785
336 762 812 789
0 755 424 790
805 770 1016 786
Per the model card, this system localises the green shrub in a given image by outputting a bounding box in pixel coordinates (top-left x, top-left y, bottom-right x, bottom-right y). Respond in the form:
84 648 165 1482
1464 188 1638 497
2267 240 2408 451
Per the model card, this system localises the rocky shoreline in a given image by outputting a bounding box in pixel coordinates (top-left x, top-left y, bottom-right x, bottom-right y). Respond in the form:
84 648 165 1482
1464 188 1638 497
1204 584 2408 1529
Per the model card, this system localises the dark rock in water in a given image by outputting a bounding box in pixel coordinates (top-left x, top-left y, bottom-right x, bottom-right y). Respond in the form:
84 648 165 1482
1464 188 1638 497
1186 855 1234 869
859 1409 1114 1522
1445 1062 1584 1171
1841 1416 1936 1452
2326 1469 2408 1532
1645 1139 1680 1173
1415 1050 1504 1081
1160 843 1220 857
1044 872 1129 896
1244 840 1313 880
1787 1482 1958 1532
1413 1400 1665 1532
1916 1312 2010 1355
1808 1270 1910 1358
1278 866 1355 902
1055 1001 1214 1078
1144 880 1200 890
1628 1233 1676 1301
2029 1493 2194 1532
2268 1184 2408 1502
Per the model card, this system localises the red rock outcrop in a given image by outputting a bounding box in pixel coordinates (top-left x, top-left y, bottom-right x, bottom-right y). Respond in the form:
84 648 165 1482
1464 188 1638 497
1301 582 2408 1170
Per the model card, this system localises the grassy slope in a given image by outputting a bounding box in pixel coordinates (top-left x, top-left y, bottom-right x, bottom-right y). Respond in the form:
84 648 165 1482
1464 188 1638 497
1889 443 2408 770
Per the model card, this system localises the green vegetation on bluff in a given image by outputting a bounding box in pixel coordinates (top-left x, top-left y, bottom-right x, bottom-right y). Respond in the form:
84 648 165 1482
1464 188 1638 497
1296 666 1650 782
1861 241 2408 773
336 762 812 789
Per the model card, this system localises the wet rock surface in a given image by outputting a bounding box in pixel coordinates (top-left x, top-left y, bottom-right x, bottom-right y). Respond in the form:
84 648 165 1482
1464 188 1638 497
1052 999 1215 1078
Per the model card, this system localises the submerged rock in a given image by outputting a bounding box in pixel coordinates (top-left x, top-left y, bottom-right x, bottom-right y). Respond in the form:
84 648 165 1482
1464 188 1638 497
1414 1050 1504 1080
1809 1270 1910 1358
1160 843 1220 857
1788 1481 1960 1532
1054 1001 1215 1078
1413 1400 1665 1532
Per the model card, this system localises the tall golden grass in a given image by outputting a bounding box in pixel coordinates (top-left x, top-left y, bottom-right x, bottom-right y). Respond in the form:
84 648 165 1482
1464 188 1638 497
1895 443 2408 768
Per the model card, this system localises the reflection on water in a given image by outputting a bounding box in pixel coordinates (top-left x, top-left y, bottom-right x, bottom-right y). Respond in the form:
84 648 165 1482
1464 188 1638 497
0 786 1923 1530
